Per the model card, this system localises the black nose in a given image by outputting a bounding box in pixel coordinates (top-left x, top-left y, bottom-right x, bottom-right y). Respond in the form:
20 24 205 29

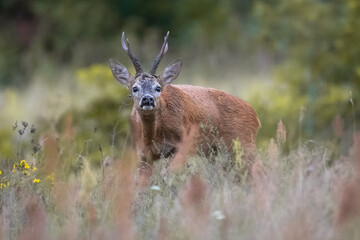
141 95 155 107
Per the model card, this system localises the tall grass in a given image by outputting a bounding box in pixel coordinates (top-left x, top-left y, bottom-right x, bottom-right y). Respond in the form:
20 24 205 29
1 118 360 240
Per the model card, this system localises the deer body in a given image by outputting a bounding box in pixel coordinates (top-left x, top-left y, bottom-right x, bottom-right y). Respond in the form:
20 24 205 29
110 32 260 176
131 84 259 163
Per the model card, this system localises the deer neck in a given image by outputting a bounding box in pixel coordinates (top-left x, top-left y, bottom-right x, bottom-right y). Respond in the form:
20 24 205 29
139 111 159 146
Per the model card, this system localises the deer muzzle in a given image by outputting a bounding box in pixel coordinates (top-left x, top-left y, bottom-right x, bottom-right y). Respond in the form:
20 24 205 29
140 95 155 110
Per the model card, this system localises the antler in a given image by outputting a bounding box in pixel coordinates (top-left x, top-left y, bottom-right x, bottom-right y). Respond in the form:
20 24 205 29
122 32 143 74
149 31 169 75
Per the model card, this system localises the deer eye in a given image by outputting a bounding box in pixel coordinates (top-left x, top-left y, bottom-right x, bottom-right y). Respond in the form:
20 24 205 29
155 86 161 92
132 86 139 93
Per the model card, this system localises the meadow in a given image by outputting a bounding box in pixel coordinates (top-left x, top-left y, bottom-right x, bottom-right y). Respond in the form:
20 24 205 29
0 75 359 239
0 0 359 239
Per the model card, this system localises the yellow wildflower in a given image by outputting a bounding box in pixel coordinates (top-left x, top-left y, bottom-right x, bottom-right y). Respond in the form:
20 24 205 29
33 178 41 183
0 182 8 189
22 170 28 176
0 170 2 175
20 160 29 169
32 167 37 172
12 169 16 174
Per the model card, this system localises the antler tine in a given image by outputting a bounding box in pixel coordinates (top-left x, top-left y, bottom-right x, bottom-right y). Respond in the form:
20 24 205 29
149 31 170 75
121 32 143 74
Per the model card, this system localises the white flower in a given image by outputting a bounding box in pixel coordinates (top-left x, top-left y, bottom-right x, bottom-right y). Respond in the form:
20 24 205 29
212 210 225 220
150 185 161 191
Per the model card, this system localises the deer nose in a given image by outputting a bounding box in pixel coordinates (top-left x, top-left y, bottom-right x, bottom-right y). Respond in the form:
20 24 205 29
140 95 155 107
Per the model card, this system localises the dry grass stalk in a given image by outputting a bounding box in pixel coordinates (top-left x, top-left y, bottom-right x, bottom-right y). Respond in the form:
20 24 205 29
0 219 3 240
52 180 80 240
52 180 78 216
277 120 286 145
268 138 279 168
334 132 360 228
86 200 106 239
180 175 209 239
156 217 169 240
334 180 360 228
281 212 312 240
251 156 276 213
64 114 74 141
18 191 47 240
63 115 74 172
56 219 79 240
41 132 60 175
219 212 230 240
87 201 98 230
332 115 344 139
353 132 360 175
112 153 137 240
251 155 265 187
169 125 199 172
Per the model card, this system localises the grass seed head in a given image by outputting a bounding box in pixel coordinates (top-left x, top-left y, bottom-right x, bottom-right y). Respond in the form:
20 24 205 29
276 120 286 145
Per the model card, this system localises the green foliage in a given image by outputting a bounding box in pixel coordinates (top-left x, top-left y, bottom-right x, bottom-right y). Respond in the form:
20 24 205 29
76 64 128 102
0 130 13 159
0 0 253 86
1 0 359 152
0 63 131 168
60 64 131 166
250 80 352 150
250 0 360 147
253 0 360 90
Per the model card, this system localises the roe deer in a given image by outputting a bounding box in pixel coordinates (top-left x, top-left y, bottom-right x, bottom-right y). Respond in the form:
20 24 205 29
109 31 260 177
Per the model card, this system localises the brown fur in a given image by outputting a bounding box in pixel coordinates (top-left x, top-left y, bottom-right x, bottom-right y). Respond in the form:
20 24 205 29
110 32 260 176
130 84 260 170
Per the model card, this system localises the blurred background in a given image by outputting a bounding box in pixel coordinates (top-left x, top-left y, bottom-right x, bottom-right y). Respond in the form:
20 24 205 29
0 0 359 164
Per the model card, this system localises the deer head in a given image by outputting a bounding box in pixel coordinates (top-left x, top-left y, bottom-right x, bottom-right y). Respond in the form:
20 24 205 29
109 31 182 114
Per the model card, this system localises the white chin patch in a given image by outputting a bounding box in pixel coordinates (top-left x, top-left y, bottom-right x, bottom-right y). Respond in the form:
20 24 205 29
142 105 154 110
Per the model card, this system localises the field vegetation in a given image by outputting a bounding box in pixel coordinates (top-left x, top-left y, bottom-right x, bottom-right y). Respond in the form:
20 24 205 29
0 0 360 239
0 115 360 239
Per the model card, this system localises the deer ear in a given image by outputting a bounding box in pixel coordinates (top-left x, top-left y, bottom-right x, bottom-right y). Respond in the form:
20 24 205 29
161 58 182 85
109 58 131 88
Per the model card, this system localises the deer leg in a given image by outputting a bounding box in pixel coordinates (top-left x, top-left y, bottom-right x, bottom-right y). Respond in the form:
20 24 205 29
137 155 153 186
169 142 198 172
